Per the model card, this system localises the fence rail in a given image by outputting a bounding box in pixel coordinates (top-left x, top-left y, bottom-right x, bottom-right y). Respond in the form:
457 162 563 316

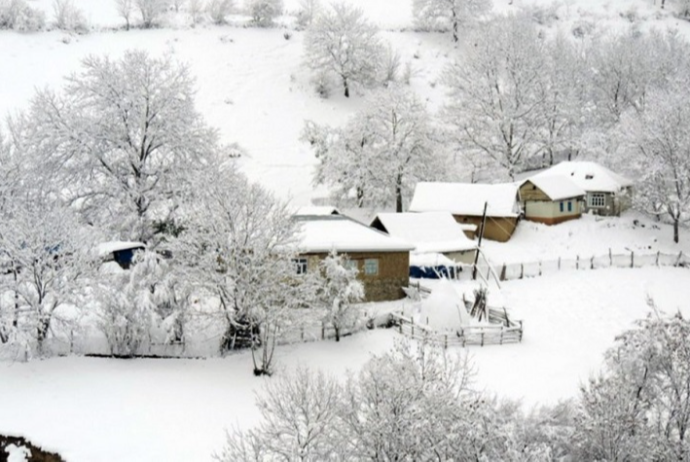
458 250 689 283
390 309 523 348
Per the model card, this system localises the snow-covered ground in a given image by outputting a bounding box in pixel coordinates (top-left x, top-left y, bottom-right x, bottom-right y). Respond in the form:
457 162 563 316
1 266 687 461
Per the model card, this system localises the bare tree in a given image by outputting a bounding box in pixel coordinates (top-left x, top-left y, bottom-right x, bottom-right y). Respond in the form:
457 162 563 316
135 0 169 28
115 0 134 29
413 0 492 42
206 0 232 24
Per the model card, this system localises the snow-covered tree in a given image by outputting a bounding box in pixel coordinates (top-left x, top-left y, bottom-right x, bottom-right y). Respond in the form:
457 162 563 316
206 0 232 24
575 308 690 460
304 2 385 98
0 194 95 356
317 250 363 342
96 250 188 356
305 86 445 211
295 0 320 29
52 0 88 32
248 0 283 27
0 0 45 31
135 0 169 28
21 51 220 245
621 80 690 243
412 0 492 42
444 14 545 180
115 0 134 29
176 162 305 375
217 368 343 461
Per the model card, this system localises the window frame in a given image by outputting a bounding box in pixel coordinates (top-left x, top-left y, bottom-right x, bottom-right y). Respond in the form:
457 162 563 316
293 258 308 275
363 258 379 276
589 193 606 208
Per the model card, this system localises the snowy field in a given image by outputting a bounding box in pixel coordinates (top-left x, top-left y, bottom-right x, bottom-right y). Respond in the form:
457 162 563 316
0 266 688 461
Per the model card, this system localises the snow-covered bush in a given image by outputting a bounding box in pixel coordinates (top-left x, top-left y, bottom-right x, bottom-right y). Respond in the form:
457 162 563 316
188 0 204 24
206 0 232 24
115 0 134 29
248 0 282 27
317 250 364 342
96 251 187 356
52 0 88 32
412 0 492 41
0 0 45 31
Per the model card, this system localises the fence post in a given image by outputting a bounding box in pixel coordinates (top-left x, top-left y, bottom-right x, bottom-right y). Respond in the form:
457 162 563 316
519 320 523 342
520 263 524 279
590 256 594 270
460 328 466 347
481 332 485 347
500 329 504 345
411 317 415 337
500 263 507 281
558 257 561 271
576 255 579 270
656 251 660 267
321 323 325 340
539 260 542 276
676 251 684 267
444 334 448 350
399 318 403 334
609 248 612 266
630 251 634 268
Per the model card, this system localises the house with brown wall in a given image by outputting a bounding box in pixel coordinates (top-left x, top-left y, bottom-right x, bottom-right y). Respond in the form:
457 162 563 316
294 215 414 302
408 182 521 242
519 176 586 225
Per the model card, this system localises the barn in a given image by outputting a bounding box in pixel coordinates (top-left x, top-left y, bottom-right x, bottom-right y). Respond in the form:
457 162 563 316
408 182 521 242
519 176 586 225
294 215 415 302
530 161 633 216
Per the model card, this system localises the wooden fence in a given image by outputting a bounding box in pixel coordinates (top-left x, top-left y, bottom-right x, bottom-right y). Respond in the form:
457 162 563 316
459 250 689 283
390 309 523 348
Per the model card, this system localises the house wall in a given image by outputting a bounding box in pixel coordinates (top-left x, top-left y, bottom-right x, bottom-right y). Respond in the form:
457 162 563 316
519 181 551 202
524 199 582 225
303 251 410 302
452 215 518 243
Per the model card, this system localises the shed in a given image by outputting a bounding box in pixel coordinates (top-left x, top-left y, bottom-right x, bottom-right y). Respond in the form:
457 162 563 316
408 182 521 242
530 161 633 216
97 241 145 269
519 176 586 225
370 212 477 265
294 215 415 302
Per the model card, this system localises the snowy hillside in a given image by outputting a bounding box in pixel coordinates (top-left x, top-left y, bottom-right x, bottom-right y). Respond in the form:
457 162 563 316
2 0 690 205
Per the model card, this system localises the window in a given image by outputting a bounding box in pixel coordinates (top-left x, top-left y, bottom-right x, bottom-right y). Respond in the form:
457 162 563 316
293 258 307 275
559 201 564 212
344 259 358 273
567 201 572 212
589 193 606 208
364 258 379 276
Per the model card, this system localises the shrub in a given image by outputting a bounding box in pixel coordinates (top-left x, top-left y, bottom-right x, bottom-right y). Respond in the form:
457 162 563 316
52 0 88 32
0 0 46 31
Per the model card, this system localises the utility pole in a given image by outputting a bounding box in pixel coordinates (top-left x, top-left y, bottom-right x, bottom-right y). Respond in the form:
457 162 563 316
472 201 488 280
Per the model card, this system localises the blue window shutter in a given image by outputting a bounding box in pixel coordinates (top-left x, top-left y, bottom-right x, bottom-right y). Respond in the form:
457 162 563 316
568 201 572 212
559 202 564 212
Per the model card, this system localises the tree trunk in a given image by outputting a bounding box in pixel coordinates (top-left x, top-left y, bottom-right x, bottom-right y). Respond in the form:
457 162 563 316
342 78 350 98
395 175 403 213
334 325 340 342
674 219 680 244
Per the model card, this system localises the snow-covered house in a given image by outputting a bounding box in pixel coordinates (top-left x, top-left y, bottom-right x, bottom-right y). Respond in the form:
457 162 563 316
97 241 145 269
408 182 521 242
519 176 586 225
293 206 340 216
369 212 477 265
530 161 633 216
294 215 415 302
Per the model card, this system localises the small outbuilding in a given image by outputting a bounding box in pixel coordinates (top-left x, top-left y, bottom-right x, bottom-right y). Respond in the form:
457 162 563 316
519 176 586 225
97 241 146 269
294 215 415 302
369 212 477 265
408 182 521 242
530 161 633 216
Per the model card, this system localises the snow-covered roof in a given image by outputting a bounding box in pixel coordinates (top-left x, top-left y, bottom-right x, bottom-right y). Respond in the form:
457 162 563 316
521 176 586 201
97 241 145 257
371 212 476 253
294 215 415 253
408 182 521 217
293 206 340 216
410 252 457 267
531 161 633 193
